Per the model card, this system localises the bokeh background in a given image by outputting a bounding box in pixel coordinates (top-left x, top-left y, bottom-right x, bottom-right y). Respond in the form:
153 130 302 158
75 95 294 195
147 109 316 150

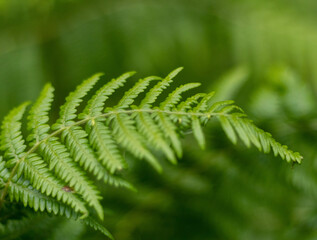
1 0 317 239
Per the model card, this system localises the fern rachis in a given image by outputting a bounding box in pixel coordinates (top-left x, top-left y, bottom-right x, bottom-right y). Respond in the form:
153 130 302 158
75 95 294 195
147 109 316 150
0 68 302 239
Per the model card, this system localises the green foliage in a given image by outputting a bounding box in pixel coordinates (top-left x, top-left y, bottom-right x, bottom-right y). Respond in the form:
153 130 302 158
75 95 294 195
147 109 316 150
0 68 302 238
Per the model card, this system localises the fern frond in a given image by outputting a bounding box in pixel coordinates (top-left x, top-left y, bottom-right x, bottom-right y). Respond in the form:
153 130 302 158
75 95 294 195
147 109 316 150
0 68 302 239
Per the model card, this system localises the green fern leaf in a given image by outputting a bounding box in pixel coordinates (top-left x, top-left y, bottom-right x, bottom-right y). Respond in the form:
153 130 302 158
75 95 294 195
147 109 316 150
0 68 303 239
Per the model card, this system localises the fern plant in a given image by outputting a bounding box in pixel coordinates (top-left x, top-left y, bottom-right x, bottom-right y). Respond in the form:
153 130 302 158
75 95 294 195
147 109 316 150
0 68 302 239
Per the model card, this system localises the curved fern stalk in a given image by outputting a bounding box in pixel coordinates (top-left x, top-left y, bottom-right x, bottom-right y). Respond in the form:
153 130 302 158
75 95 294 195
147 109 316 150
0 68 303 239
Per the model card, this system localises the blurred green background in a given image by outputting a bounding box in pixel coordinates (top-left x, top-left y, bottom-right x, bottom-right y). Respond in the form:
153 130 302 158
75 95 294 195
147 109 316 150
1 0 317 239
